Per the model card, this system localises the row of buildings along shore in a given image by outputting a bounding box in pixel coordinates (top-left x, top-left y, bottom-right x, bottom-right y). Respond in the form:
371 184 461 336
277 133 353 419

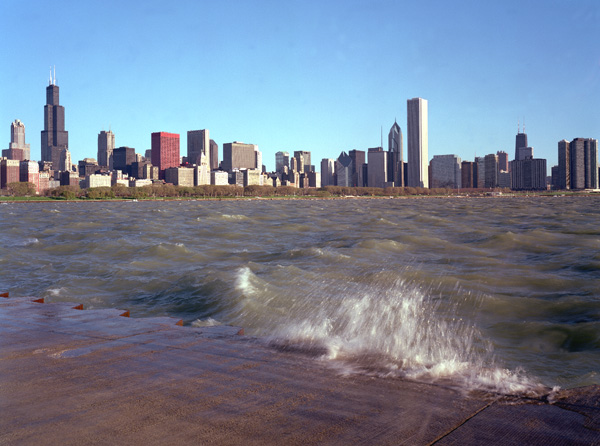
1 76 599 194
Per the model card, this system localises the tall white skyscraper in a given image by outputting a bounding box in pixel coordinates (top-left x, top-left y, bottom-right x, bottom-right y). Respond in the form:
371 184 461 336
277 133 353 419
407 98 428 188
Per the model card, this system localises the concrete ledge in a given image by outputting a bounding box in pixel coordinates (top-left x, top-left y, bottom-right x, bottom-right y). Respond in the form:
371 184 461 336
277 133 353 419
1 297 598 445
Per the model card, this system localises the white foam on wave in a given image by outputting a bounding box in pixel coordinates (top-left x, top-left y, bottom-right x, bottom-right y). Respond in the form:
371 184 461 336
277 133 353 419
233 271 546 396
221 214 248 221
191 317 221 327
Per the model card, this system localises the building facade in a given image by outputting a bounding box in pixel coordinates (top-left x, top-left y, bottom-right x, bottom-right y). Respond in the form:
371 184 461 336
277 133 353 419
164 166 194 187
511 158 547 190
320 158 335 186
113 146 136 176
475 156 485 188
335 152 353 187
276 151 290 173
3 120 31 161
367 147 387 188
187 130 210 168
569 138 598 189
294 151 311 173
151 132 180 178
497 151 509 172
407 98 428 188
209 139 219 171
557 139 570 190
461 161 474 188
515 127 528 161
484 154 498 188
388 121 403 187
97 130 115 168
349 149 366 187
41 70 69 171
222 142 257 172
430 155 461 189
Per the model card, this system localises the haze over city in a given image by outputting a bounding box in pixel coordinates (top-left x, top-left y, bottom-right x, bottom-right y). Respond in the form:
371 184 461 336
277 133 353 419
2 0 599 172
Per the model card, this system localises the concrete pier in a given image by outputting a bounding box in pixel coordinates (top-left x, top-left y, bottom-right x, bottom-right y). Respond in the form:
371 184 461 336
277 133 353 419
1 296 598 445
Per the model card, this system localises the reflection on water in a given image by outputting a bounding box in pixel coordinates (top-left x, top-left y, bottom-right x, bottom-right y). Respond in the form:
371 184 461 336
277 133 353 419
1 196 599 393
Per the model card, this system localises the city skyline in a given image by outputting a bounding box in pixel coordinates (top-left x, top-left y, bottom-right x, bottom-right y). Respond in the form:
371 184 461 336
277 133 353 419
1 1 599 172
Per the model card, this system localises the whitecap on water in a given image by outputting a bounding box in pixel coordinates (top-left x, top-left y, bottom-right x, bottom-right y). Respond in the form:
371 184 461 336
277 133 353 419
230 269 544 395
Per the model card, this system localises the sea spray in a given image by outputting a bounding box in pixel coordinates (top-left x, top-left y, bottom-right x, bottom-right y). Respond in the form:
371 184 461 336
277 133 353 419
229 267 544 394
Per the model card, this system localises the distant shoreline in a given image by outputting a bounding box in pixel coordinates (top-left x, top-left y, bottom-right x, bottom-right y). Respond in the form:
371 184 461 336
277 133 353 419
1 192 598 204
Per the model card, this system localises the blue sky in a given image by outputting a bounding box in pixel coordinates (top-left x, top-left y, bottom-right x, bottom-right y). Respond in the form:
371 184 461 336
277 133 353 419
1 0 599 172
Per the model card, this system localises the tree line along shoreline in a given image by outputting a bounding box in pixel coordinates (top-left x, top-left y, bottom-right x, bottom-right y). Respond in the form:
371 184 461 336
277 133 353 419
0 181 592 201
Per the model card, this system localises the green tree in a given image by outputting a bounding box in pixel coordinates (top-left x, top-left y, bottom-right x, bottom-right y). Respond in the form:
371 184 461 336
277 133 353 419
7 182 36 196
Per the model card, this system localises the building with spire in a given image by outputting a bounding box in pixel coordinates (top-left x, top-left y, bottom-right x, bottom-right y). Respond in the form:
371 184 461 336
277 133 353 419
41 67 70 173
3 120 31 161
388 120 403 187
510 124 547 190
514 120 532 161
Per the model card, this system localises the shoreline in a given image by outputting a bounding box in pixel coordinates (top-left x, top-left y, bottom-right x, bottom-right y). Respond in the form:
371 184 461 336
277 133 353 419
1 191 598 204
2 295 599 445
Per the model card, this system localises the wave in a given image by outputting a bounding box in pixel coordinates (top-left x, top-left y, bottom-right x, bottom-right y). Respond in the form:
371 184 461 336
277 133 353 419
227 267 544 395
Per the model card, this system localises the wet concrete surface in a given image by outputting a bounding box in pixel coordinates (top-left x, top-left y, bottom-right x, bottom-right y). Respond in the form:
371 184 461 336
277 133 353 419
1 297 599 445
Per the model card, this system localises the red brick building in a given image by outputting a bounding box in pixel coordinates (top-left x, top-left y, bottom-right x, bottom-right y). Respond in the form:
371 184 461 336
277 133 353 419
151 132 180 179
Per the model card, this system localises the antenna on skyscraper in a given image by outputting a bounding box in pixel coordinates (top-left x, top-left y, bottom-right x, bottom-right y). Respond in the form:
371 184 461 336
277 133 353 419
523 117 526 133
49 66 52 85
517 118 520 134
53 65 56 85
381 126 383 148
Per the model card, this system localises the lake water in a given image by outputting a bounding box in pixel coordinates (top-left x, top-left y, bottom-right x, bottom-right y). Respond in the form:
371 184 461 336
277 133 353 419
1 196 598 395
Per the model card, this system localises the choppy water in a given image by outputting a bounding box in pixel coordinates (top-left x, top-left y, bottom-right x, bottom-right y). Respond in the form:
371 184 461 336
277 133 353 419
1 197 599 394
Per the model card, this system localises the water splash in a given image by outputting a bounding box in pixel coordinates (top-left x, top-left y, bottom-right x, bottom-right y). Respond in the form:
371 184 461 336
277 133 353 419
229 267 544 395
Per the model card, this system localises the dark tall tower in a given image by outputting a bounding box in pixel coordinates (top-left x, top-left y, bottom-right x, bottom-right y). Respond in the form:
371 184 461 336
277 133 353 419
557 140 570 190
348 149 366 187
514 121 529 161
570 138 598 190
41 68 69 169
388 120 403 187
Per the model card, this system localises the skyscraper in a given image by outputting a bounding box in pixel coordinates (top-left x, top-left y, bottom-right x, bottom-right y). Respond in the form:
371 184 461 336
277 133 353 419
209 139 219 171
388 120 403 187
461 161 474 188
187 129 210 168
294 151 312 173
497 151 509 172
557 140 570 190
367 147 387 188
3 120 31 161
570 138 598 189
151 132 180 178
320 158 335 186
222 142 258 172
113 146 136 176
335 152 353 187
41 68 69 171
98 130 115 168
348 149 366 187
484 154 498 188
276 151 290 173
475 156 485 188
515 125 528 161
407 98 428 188
430 155 461 189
